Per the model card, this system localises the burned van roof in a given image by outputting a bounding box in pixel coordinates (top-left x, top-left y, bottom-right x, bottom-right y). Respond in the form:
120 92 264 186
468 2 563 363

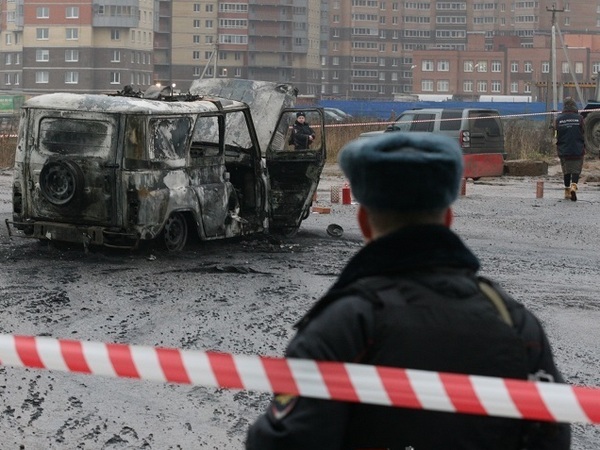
23 92 246 115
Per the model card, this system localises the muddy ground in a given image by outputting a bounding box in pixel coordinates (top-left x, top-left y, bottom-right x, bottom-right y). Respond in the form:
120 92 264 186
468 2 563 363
0 161 599 449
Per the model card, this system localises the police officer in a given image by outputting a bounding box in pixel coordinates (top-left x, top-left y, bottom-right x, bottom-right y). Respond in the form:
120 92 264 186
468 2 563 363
288 111 316 149
555 97 585 201
245 132 570 450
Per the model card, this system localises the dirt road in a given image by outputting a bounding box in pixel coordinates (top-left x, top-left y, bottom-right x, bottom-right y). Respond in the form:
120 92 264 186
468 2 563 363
0 163 599 449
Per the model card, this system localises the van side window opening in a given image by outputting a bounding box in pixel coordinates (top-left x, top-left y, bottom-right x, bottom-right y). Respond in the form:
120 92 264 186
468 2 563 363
191 115 221 160
439 110 463 131
39 118 112 157
150 117 191 161
125 115 146 161
224 111 253 150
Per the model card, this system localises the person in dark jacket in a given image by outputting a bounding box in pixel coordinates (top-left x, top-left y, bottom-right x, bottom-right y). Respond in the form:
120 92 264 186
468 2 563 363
555 97 585 201
288 111 316 149
246 132 570 450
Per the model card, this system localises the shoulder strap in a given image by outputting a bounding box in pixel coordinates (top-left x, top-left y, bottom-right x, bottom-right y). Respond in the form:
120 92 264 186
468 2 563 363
294 276 397 330
478 279 513 327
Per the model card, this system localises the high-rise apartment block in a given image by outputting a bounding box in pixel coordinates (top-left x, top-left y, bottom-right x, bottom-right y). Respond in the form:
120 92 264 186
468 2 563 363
0 1 599 100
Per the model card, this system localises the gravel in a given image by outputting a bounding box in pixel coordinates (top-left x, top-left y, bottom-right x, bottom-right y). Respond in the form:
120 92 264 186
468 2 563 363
0 164 599 449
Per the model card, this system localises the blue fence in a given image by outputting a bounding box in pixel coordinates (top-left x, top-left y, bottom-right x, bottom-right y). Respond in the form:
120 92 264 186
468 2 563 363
318 100 553 122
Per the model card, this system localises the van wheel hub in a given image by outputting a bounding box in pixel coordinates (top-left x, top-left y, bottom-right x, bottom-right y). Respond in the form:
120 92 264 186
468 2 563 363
39 160 83 206
163 213 188 251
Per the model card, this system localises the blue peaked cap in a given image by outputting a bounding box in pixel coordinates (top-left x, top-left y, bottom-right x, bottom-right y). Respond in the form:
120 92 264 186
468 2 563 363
339 132 463 212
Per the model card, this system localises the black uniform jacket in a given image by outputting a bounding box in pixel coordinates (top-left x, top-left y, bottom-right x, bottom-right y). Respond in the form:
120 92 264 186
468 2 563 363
289 121 316 149
555 111 585 159
246 225 571 450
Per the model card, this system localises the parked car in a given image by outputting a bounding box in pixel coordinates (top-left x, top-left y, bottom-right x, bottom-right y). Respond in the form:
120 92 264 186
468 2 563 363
360 107 505 157
6 79 326 251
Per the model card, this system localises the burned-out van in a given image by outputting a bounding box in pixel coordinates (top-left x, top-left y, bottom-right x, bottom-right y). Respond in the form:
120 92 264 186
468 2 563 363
6 80 326 250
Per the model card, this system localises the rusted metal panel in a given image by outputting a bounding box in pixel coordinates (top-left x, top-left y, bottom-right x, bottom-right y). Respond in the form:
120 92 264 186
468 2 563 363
463 153 505 179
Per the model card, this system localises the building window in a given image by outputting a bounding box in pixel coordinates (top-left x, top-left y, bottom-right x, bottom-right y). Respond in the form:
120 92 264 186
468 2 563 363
4 54 11 65
36 49 50 62
575 62 583 74
66 6 79 18
524 61 533 73
36 28 49 40
477 81 488 92
14 73 19 85
542 61 550 73
437 80 449 92
491 81 501 92
110 72 121 84
491 61 501 72
193 3 201 12
65 71 79 84
511 61 519 72
332 56 340 66
422 60 434 71
422 80 434 91
4 74 11 85
193 35 200 44
206 20 213 28
37 7 49 19
437 60 450 71
111 50 120 62
66 28 79 40
65 49 79 62
193 51 200 60
464 60 474 72
36 71 49 84
206 4 213 12
463 80 473 92
477 61 487 72
510 82 519 93
111 29 120 40
524 83 531 94
562 62 570 73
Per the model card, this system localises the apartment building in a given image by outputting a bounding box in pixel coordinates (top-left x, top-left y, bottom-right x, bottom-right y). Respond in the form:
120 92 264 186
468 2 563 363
0 1 599 100
0 0 154 95
412 33 600 103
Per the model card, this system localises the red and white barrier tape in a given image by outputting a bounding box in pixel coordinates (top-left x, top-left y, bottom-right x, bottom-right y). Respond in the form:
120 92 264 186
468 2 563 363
0 334 599 424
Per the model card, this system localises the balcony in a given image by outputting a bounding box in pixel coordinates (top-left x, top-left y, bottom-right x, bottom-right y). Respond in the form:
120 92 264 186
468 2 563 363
93 1 140 28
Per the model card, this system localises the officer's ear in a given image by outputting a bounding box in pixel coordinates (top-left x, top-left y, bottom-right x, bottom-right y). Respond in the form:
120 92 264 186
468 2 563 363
357 205 373 243
444 207 453 228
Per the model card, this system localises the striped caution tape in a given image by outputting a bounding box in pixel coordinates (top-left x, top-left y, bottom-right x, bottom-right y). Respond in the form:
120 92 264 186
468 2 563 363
0 334 599 424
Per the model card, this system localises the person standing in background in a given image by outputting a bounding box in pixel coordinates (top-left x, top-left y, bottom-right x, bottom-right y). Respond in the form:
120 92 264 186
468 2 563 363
555 97 585 201
288 112 316 150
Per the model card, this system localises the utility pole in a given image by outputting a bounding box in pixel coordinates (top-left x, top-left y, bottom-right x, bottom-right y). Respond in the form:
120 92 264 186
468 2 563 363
547 4 564 112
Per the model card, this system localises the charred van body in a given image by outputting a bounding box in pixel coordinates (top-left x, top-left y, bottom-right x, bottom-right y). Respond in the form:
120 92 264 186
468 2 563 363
6 80 326 250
